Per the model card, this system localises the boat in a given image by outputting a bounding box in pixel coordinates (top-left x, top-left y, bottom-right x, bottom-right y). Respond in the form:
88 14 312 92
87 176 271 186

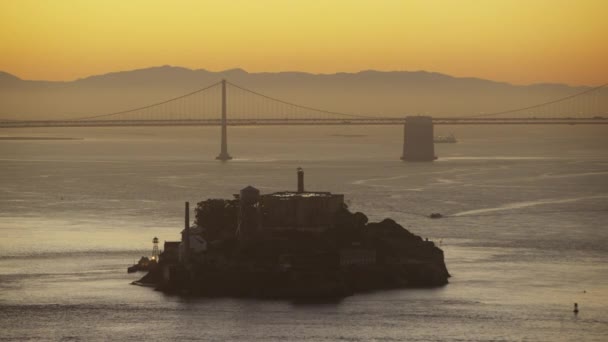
434 134 457 143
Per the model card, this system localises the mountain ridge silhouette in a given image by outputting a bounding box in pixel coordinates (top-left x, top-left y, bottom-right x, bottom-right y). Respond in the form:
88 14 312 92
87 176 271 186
1 66 602 120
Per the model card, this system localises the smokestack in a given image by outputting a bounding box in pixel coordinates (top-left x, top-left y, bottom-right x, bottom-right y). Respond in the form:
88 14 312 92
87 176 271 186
184 201 190 262
297 167 304 193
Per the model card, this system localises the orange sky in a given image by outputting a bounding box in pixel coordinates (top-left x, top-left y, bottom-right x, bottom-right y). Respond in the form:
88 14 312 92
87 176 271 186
1 0 606 85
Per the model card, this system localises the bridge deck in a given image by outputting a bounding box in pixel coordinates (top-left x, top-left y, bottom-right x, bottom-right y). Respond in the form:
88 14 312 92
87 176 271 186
1 118 606 128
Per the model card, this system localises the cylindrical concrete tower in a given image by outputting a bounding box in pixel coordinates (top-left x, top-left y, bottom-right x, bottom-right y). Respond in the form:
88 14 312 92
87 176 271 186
297 167 304 193
182 202 190 263
401 116 437 161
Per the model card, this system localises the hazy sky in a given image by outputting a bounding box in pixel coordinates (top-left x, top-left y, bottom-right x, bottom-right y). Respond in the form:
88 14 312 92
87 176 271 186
1 0 606 85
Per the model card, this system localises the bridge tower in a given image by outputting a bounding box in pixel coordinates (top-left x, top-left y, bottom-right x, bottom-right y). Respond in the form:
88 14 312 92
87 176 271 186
216 79 233 161
401 116 437 161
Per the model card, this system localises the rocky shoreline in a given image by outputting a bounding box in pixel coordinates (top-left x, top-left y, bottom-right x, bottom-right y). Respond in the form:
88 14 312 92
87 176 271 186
136 212 449 298
134 170 449 298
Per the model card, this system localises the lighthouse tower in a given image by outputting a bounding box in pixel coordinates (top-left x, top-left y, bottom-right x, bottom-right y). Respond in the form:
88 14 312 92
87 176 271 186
151 237 160 261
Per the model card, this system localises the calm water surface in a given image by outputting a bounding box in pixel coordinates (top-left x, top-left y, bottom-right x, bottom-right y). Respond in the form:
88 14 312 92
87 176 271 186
1 125 607 341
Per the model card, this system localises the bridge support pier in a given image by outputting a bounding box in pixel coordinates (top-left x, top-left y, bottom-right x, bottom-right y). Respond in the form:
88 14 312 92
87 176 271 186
401 116 436 161
216 79 233 161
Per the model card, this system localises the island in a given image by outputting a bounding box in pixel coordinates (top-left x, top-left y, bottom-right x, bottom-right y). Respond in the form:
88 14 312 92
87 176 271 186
135 168 450 298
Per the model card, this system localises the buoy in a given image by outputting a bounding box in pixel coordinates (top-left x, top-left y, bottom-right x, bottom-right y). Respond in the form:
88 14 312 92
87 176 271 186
573 302 579 314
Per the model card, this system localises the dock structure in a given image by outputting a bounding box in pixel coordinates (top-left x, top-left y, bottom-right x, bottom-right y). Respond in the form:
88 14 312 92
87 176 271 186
401 116 437 161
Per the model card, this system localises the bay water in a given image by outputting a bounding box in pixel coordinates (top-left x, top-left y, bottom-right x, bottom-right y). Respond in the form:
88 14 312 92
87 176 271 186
1 125 607 341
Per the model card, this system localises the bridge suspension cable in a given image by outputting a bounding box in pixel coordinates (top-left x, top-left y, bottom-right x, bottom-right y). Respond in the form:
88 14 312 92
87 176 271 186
39 78 607 123
226 80 392 120
71 80 222 121
466 83 607 118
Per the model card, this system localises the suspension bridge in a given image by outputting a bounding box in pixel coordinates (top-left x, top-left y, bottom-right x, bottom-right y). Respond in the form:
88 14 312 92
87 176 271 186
0 79 606 160
1 79 606 128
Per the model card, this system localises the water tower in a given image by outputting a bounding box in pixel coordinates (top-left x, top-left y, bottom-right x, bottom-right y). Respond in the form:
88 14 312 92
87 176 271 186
151 237 160 261
237 185 261 241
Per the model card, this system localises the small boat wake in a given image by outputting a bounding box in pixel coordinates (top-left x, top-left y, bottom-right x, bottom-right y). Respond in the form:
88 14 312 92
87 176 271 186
452 195 608 217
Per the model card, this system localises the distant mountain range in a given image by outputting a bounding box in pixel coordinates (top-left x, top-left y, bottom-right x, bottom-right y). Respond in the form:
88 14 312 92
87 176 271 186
0 66 604 120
